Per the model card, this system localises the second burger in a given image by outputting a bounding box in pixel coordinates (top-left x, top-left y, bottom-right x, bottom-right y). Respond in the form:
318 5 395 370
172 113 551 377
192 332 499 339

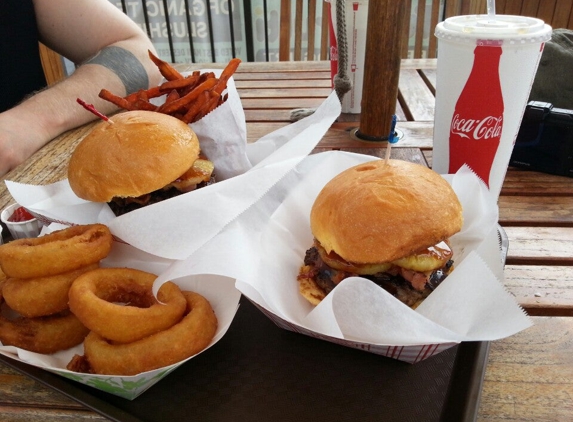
297 159 464 309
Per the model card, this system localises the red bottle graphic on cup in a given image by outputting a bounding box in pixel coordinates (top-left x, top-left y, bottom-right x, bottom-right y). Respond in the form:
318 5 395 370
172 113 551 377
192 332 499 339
448 42 504 187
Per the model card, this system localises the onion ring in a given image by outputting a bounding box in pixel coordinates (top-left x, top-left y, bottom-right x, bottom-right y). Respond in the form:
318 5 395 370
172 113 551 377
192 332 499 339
0 224 113 279
0 304 89 354
0 276 5 303
68 268 187 344
0 269 6 299
2 264 99 318
70 291 217 375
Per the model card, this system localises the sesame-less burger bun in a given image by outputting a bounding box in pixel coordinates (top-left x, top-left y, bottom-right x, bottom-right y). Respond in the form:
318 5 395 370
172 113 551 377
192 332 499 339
68 110 200 203
311 159 463 264
297 159 463 307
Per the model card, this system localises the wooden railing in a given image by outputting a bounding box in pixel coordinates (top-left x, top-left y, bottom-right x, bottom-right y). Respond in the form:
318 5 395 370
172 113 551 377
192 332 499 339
41 0 571 86
459 0 573 28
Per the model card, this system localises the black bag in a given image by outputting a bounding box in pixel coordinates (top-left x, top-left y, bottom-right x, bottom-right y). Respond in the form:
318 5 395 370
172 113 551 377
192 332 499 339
510 29 573 177
529 28 573 110
510 101 573 177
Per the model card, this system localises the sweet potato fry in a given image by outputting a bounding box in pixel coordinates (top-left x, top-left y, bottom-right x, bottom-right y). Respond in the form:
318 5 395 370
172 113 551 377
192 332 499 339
196 92 222 120
176 73 202 96
198 72 216 84
164 89 180 104
99 89 135 110
124 90 142 103
124 87 163 103
160 75 198 91
132 99 158 111
213 58 241 95
157 78 218 115
148 50 184 81
181 91 210 124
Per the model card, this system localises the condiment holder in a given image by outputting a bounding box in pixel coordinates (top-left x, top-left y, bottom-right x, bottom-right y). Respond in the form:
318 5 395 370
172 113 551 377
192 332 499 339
1 203 44 239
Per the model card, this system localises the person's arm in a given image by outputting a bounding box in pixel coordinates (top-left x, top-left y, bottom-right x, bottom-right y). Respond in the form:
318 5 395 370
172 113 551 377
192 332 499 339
0 0 162 176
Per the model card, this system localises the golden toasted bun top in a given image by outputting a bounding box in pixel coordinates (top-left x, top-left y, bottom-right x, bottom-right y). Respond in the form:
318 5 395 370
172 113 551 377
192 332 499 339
310 159 463 264
68 110 200 202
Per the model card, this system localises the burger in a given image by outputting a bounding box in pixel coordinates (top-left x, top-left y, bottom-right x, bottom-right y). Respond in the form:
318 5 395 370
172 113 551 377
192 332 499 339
297 159 464 308
68 110 214 215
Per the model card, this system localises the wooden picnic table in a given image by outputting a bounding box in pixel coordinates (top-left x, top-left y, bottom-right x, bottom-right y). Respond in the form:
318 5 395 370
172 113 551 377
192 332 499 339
1 60 572 421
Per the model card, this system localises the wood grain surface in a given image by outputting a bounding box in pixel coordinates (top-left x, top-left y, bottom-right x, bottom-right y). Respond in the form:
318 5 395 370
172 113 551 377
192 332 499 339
478 317 573 421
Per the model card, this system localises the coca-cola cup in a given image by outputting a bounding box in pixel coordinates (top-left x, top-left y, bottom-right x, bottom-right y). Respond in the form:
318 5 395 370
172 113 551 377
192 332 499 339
432 15 552 199
327 0 369 113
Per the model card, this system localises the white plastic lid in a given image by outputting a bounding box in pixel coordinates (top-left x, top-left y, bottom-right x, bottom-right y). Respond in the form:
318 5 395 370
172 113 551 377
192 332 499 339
435 14 552 45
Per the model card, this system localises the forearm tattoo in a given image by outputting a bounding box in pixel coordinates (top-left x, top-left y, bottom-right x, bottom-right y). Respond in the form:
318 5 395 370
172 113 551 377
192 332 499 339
85 46 148 94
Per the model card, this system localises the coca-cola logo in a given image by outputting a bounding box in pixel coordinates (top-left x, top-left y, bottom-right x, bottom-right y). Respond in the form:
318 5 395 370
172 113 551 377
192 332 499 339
450 114 503 140
330 46 338 61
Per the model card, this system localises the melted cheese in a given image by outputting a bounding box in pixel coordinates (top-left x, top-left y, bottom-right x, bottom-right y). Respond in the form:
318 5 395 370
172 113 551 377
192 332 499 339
392 241 452 272
166 158 214 192
316 240 452 275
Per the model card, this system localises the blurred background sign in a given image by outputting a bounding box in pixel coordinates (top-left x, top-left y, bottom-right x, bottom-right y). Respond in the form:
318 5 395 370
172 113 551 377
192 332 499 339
107 0 447 64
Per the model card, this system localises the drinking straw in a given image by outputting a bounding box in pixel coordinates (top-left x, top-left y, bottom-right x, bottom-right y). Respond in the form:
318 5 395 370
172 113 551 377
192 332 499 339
487 0 496 21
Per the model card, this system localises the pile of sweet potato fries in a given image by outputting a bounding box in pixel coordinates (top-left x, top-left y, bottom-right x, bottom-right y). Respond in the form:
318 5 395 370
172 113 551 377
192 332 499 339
99 51 241 124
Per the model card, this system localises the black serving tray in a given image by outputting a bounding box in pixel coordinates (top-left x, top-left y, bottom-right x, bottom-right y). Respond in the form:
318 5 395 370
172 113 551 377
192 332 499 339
0 297 488 422
0 227 508 422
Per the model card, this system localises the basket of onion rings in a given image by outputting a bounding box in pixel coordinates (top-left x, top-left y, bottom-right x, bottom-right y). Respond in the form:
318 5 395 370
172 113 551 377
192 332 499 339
0 223 241 400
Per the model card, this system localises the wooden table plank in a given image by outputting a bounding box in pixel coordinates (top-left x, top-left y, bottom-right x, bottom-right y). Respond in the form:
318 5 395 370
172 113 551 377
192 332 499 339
238 87 333 99
398 68 436 121
503 226 573 265
502 168 573 196
0 364 105 421
244 102 407 123
419 162 573 199
235 79 332 89
0 407 106 422
0 365 78 408
499 196 573 226
420 68 437 95
477 317 573 421
504 265 573 316
243 109 314 122
400 58 438 69
234 70 330 79
241 97 328 110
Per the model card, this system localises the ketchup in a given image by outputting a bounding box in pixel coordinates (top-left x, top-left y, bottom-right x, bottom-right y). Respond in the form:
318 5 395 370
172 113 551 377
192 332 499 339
8 206 35 222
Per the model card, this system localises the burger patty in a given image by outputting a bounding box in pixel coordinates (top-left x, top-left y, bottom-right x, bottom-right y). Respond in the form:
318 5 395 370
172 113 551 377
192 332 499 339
300 246 453 308
109 175 216 216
